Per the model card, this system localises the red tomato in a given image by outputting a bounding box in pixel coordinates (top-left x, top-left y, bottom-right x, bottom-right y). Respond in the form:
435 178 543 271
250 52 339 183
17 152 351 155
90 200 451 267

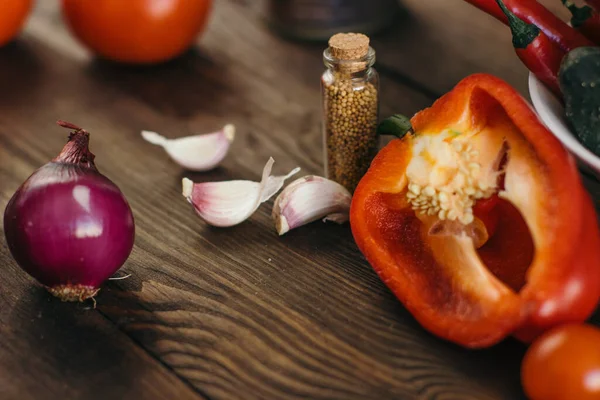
0 0 33 47
61 0 213 64
522 324 600 400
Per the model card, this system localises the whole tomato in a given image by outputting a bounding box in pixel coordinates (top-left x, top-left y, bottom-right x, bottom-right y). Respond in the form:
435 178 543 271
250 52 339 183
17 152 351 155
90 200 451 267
0 0 33 47
522 323 600 400
61 0 212 64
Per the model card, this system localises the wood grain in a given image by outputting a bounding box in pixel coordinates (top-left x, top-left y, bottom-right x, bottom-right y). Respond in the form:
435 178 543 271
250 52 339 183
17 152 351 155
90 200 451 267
0 273 204 400
0 1 598 399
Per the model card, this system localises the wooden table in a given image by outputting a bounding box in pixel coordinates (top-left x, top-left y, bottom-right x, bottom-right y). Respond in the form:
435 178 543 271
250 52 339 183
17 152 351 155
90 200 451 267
1 1 598 399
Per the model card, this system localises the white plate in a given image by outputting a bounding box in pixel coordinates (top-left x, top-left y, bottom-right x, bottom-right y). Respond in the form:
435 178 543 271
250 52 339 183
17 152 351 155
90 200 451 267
528 73 600 179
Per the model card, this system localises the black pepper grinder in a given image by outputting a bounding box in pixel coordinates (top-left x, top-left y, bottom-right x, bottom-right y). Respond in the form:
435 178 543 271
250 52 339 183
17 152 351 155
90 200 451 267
321 33 380 193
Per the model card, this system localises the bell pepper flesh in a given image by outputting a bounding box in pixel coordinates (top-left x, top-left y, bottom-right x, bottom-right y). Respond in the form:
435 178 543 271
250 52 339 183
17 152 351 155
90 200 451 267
476 198 533 293
472 194 500 240
350 74 600 348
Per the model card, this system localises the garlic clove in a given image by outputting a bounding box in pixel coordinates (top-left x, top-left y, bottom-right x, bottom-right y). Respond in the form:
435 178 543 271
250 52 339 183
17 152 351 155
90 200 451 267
272 175 352 236
182 157 300 227
141 124 235 171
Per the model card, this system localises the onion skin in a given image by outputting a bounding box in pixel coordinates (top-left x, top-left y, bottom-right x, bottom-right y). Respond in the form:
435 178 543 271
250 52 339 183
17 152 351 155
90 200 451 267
3 121 135 302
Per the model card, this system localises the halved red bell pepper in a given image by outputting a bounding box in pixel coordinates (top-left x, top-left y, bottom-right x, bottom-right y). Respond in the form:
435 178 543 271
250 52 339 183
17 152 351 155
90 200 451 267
350 73 600 348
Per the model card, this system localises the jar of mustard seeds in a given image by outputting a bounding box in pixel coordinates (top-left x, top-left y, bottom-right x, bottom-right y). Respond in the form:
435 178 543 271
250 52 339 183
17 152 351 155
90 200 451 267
321 33 379 193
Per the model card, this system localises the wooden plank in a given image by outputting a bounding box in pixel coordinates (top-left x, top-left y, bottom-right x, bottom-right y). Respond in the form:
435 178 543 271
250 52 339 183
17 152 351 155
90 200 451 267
0 276 205 400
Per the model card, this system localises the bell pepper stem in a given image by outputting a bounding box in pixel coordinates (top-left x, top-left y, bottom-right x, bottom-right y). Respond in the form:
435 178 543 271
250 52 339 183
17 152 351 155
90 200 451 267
377 114 413 139
496 0 540 48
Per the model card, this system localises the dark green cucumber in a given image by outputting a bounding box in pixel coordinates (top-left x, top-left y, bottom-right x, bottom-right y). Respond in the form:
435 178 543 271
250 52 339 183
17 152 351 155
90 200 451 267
559 46 600 157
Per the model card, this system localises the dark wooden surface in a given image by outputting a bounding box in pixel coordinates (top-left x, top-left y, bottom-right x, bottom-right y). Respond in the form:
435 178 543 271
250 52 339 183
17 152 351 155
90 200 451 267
1 1 598 399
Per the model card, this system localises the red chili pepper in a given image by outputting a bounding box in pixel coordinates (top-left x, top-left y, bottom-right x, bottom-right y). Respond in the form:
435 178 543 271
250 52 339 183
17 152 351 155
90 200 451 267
463 0 509 23
564 0 600 45
496 0 563 98
464 0 594 52
585 0 600 11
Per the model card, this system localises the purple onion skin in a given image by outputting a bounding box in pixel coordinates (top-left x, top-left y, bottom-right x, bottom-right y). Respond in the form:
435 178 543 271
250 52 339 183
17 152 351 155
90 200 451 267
3 122 135 301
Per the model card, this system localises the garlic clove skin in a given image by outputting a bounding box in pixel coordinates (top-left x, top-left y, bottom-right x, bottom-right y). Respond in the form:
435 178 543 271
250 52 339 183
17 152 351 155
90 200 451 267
141 124 235 171
182 157 300 227
323 213 350 224
272 175 352 236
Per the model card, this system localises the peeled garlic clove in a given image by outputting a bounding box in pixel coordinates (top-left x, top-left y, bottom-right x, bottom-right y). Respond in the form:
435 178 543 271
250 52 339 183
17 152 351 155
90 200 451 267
182 157 300 227
141 124 235 171
272 176 352 236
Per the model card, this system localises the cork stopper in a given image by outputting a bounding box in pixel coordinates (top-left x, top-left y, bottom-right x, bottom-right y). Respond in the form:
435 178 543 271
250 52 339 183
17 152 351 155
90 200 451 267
328 33 370 61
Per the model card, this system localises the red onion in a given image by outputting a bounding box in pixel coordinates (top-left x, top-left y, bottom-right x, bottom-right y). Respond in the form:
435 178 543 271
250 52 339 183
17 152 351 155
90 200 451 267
3 121 135 302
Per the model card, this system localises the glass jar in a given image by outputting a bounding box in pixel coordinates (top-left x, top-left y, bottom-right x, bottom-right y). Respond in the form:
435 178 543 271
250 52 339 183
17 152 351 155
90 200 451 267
321 33 379 193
